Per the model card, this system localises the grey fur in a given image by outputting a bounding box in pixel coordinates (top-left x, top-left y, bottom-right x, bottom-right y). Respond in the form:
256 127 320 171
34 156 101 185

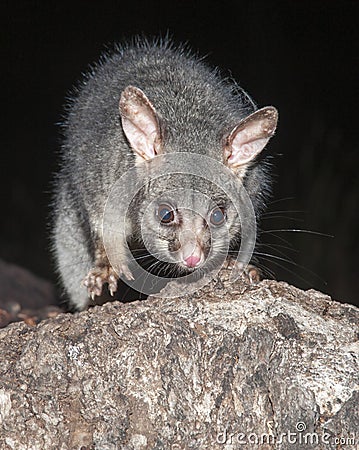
52 38 277 310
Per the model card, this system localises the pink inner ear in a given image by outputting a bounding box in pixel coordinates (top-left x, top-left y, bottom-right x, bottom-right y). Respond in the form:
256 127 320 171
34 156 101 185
228 135 270 166
226 106 278 168
121 116 156 159
120 86 161 161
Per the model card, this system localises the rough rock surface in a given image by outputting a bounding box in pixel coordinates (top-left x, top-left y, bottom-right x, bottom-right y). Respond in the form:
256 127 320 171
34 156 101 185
0 268 358 450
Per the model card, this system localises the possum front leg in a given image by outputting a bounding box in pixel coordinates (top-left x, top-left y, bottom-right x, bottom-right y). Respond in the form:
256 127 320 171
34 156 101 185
83 241 134 300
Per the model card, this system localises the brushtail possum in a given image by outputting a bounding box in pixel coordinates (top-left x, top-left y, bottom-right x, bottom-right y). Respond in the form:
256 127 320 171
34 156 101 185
52 39 278 310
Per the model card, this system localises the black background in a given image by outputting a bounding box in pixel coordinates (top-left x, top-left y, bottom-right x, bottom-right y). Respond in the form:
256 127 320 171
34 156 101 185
2 0 358 306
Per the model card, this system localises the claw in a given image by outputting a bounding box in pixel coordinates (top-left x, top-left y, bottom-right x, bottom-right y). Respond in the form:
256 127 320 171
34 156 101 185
126 272 135 281
119 265 134 281
82 265 120 300
95 276 102 288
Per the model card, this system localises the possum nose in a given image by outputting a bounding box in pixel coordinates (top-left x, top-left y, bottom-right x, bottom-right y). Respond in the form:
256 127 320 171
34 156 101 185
184 255 201 268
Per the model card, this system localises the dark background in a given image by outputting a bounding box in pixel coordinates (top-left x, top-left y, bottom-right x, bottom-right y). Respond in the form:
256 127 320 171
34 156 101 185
2 0 358 306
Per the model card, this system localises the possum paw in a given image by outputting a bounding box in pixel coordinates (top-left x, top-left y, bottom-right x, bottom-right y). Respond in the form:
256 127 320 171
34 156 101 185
243 264 262 284
83 265 119 300
229 261 262 284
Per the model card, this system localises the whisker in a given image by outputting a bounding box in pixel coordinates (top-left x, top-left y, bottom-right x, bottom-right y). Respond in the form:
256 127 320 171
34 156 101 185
258 242 298 253
261 215 305 222
260 231 293 247
268 196 296 205
257 243 297 262
261 229 333 238
132 252 163 261
256 255 318 288
263 209 304 215
251 259 276 279
253 251 327 285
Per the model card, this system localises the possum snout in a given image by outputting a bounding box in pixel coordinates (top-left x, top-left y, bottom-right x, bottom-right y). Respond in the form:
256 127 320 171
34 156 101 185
176 228 205 268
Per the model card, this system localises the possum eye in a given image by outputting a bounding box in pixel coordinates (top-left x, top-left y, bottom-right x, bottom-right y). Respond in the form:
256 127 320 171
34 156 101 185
157 204 175 224
210 207 226 226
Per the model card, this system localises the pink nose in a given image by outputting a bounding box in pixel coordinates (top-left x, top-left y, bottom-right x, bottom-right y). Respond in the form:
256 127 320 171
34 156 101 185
184 255 201 268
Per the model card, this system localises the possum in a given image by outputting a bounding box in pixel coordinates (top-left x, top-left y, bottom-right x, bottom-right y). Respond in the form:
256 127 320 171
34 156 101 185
52 38 278 311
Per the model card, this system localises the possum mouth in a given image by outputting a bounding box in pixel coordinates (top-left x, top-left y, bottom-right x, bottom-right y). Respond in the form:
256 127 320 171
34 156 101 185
131 249 205 278
129 238 216 278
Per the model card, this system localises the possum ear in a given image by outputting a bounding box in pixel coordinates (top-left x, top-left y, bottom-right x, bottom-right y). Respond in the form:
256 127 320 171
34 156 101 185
119 86 162 161
224 107 278 169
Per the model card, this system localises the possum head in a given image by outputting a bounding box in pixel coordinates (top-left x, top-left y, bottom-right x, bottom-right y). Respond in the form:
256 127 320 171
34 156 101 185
119 86 278 273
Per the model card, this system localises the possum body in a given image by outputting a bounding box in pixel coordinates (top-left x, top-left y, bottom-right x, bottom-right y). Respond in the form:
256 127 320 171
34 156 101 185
53 39 278 310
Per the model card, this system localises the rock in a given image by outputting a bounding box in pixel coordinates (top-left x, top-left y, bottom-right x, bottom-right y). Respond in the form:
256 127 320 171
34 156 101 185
0 259 61 328
0 267 358 449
